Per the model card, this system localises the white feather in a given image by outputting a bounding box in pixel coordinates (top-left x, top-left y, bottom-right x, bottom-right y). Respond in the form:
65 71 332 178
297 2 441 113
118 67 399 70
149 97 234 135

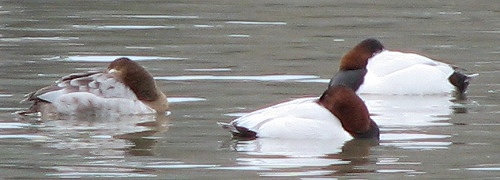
52 92 154 115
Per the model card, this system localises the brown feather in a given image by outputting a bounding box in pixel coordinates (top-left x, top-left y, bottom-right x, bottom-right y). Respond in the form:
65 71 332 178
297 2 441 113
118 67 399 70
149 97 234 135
339 38 384 71
318 86 379 139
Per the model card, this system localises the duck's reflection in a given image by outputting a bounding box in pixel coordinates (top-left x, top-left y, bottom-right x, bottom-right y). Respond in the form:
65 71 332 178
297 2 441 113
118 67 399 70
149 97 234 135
114 116 170 156
224 137 378 176
360 95 454 127
17 113 170 156
8 113 171 178
322 138 379 175
361 95 455 150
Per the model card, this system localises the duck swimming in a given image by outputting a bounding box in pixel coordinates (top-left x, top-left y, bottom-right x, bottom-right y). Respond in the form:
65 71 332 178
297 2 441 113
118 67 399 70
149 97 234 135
219 86 379 140
20 57 168 117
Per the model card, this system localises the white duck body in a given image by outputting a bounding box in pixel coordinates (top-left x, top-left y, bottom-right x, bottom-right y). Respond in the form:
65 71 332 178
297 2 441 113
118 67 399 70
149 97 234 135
30 72 157 116
358 50 456 95
228 97 353 140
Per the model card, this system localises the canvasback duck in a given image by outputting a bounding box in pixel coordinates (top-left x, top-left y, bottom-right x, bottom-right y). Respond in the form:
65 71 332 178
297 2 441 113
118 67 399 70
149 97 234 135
219 85 379 140
20 57 168 116
358 50 477 95
329 38 477 95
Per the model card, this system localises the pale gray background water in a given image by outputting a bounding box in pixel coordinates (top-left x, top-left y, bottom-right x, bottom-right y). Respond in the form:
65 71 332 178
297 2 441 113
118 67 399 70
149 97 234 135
0 0 498 179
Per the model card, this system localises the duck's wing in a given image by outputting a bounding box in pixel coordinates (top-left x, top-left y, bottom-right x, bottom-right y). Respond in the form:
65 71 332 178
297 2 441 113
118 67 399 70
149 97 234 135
22 71 97 103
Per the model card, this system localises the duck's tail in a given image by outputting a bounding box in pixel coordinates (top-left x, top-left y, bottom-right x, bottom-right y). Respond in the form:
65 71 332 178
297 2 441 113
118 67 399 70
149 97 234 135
217 122 257 140
448 71 479 95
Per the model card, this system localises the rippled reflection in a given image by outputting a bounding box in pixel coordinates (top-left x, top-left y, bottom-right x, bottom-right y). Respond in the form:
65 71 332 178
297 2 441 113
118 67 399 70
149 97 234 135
221 138 378 177
362 95 453 127
43 55 187 62
156 74 320 82
19 114 169 156
0 113 172 178
361 95 454 150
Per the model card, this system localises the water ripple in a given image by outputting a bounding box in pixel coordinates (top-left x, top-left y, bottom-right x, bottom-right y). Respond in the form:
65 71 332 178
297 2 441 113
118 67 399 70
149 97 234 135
225 21 287 25
113 15 199 19
72 25 175 30
0 122 32 129
1 37 78 42
155 75 320 82
185 68 232 72
47 172 157 178
167 97 207 103
43 55 187 62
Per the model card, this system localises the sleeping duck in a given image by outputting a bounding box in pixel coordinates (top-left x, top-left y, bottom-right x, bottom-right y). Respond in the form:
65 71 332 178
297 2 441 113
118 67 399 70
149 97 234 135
20 57 168 117
329 38 477 96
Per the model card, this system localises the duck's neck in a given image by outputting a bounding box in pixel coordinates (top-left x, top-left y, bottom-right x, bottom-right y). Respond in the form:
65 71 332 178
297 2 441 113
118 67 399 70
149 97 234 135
317 86 379 140
328 68 367 91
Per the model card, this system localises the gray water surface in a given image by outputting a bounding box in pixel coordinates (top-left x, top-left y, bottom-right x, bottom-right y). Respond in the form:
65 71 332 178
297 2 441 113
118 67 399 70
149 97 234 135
0 1 499 179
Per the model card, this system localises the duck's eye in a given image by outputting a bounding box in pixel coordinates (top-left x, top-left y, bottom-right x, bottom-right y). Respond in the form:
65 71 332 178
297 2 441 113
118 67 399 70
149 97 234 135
108 69 119 73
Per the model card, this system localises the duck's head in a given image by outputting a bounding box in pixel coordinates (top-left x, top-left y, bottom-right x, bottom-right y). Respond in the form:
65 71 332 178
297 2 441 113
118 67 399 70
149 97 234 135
318 85 379 139
339 38 384 71
107 58 161 102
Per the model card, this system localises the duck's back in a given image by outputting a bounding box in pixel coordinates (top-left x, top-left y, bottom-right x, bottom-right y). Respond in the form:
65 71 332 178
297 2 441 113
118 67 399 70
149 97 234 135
359 50 455 95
